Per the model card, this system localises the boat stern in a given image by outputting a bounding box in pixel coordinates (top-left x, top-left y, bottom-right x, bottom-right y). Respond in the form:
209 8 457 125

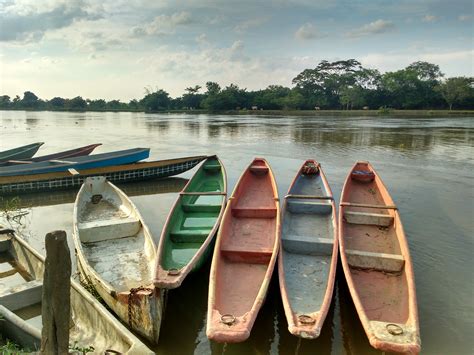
368 321 421 354
206 310 252 343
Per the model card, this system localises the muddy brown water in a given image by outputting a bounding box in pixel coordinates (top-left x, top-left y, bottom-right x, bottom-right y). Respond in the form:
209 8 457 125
0 111 473 354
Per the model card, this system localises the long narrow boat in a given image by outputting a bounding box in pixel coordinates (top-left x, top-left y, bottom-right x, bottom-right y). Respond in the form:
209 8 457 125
0 143 102 166
73 177 162 343
339 161 420 354
0 142 44 162
154 156 227 289
0 147 150 177
278 160 338 339
207 158 280 343
0 229 152 353
0 155 206 194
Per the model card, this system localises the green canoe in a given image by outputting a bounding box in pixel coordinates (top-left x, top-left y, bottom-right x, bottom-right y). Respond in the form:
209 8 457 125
154 156 227 289
0 142 44 162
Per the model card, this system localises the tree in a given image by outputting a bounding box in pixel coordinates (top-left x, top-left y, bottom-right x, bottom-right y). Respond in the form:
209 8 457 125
67 96 87 110
139 88 171 111
49 97 66 109
182 85 203 109
21 91 39 108
437 77 473 110
205 82 221 95
0 95 11 109
340 86 365 109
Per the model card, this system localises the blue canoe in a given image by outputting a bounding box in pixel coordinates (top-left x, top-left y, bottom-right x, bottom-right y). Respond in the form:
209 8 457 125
0 142 44 162
0 148 150 177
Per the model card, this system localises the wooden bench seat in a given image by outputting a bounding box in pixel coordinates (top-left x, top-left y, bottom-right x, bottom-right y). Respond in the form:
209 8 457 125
221 245 273 264
231 207 277 218
344 211 393 227
249 165 268 175
203 164 221 172
346 249 404 273
78 217 140 243
0 280 43 311
287 200 332 215
170 229 210 243
282 235 333 255
182 203 222 213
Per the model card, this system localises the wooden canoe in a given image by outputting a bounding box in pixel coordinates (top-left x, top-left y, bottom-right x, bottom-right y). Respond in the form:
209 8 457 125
278 159 338 339
0 147 150 177
339 161 420 354
0 142 44 162
0 229 152 353
207 158 280 343
73 176 162 344
154 156 227 289
0 143 102 166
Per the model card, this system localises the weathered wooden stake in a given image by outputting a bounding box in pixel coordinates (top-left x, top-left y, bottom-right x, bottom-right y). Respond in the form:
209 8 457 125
40 230 71 354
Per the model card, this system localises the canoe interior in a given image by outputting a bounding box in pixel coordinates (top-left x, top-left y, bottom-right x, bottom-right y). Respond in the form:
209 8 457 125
215 158 277 317
0 233 144 352
161 157 225 271
0 142 44 162
282 169 335 315
76 177 155 292
340 162 419 353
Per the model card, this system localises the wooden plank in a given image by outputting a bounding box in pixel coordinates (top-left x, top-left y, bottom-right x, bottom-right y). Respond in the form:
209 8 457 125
340 202 397 209
180 191 226 196
68 168 79 175
7 160 32 164
285 194 333 200
346 249 404 273
344 211 394 227
49 159 76 164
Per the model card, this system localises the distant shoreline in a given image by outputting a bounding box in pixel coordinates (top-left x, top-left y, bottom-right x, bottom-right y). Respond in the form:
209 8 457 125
1 108 473 117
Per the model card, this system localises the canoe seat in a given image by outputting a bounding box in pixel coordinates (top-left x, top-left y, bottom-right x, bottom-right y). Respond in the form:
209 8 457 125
344 211 393 227
287 200 332 215
231 207 277 218
0 280 43 311
346 249 404 273
221 246 273 264
249 165 268 175
282 235 333 255
170 229 210 243
203 164 221 172
78 217 140 243
182 204 222 213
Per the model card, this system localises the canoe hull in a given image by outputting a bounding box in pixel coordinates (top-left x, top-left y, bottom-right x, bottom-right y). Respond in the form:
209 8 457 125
73 176 162 344
338 161 420 354
0 142 44 162
207 158 280 343
154 156 227 289
0 229 152 353
278 160 338 339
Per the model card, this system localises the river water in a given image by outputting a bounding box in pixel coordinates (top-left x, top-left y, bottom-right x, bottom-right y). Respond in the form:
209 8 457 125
0 111 473 354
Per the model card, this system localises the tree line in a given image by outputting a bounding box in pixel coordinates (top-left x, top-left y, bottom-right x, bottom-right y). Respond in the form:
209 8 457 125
1 59 472 112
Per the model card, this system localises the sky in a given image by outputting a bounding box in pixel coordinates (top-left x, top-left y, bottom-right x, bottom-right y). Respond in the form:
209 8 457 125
0 0 473 101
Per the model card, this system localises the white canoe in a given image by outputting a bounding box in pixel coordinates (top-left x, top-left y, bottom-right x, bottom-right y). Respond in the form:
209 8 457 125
73 176 162 344
0 229 152 353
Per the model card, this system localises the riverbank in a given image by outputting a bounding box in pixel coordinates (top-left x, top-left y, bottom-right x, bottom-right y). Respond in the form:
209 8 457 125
1 108 473 117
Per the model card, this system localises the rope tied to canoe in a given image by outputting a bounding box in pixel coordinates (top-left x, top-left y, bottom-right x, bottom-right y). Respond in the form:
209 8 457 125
128 286 153 329
386 323 404 335
302 162 319 175
298 314 315 325
221 314 236 325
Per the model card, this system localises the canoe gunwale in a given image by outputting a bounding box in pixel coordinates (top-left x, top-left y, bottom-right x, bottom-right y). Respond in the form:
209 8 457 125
338 161 420 354
154 156 228 289
278 159 339 339
207 157 280 343
0 142 44 162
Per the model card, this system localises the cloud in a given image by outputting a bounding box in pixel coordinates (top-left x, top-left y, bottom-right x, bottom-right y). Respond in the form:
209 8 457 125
234 17 269 33
131 11 193 37
0 0 101 42
422 15 438 23
195 33 209 46
294 23 325 40
346 19 395 38
458 15 472 21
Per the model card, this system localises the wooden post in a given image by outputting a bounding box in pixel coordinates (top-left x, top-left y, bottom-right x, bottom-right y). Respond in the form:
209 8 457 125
40 230 71 354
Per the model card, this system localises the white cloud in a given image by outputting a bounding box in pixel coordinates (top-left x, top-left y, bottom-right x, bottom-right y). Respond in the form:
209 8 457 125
458 15 472 21
346 19 395 38
131 11 193 37
422 15 438 23
234 17 269 33
195 33 209 46
294 23 325 40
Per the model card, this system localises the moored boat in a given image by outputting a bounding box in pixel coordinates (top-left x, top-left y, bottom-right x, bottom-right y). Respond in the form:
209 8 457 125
0 143 102 166
73 176 162 343
0 147 149 177
207 158 280 343
154 156 227 289
339 161 420 354
0 229 152 353
278 159 338 339
0 142 44 162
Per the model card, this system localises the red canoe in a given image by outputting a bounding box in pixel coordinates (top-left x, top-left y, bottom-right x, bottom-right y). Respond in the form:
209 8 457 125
207 158 280 343
339 161 420 354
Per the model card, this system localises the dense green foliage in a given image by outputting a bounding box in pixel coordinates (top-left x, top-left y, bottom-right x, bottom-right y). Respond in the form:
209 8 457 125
1 60 472 112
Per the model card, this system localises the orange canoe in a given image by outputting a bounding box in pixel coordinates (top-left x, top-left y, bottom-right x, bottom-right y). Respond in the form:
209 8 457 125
339 161 421 354
278 160 338 339
207 158 280 343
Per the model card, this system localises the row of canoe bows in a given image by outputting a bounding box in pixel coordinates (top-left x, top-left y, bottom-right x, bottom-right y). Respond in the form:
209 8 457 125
71 156 420 353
